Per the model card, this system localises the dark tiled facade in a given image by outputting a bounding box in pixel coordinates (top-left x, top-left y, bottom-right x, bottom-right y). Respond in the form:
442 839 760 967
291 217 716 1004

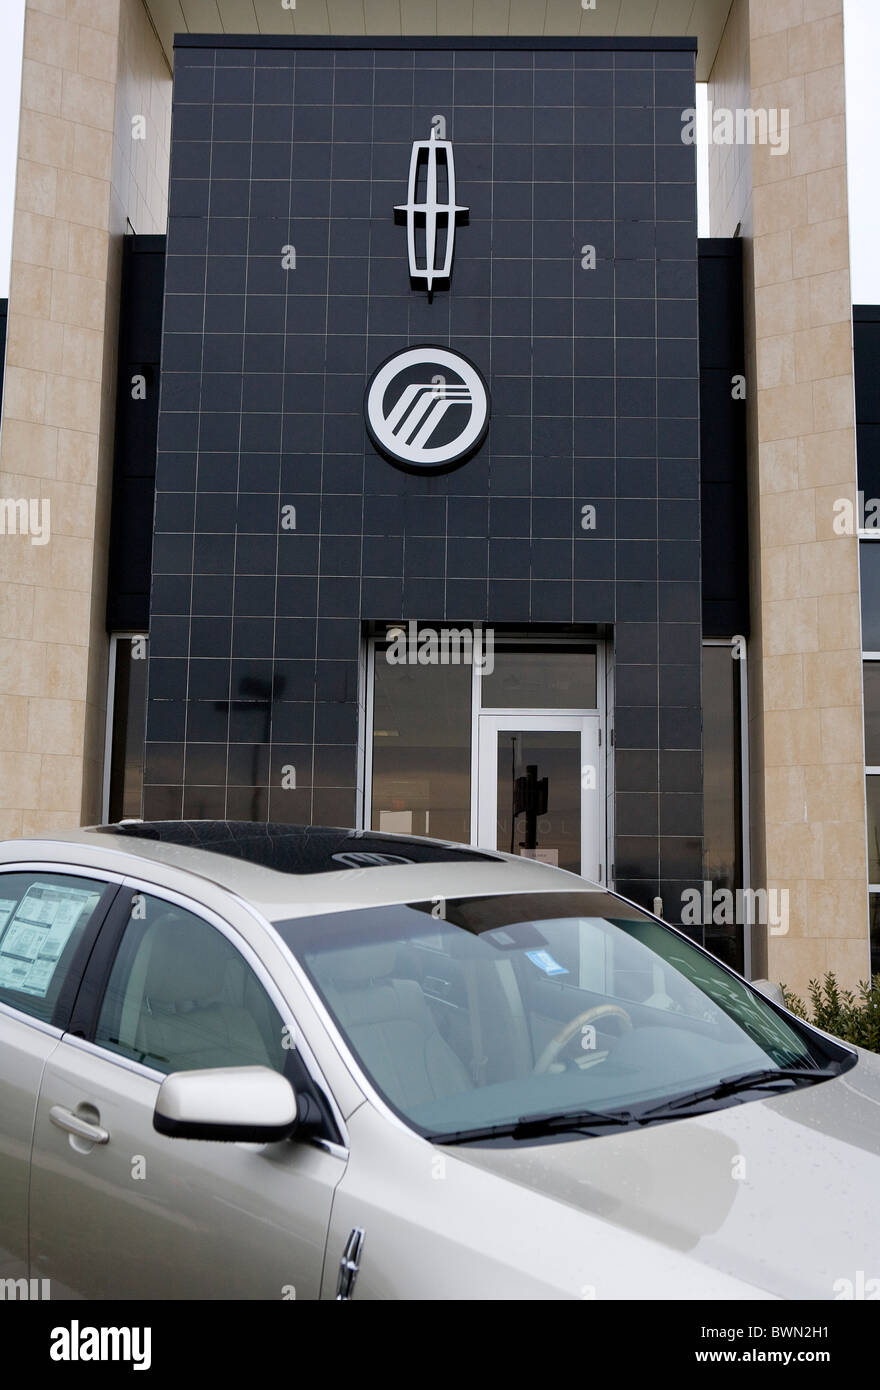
147 36 703 923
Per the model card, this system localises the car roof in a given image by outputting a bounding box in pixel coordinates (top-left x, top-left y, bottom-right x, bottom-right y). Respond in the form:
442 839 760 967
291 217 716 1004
0 821 596 920
95 820 501 874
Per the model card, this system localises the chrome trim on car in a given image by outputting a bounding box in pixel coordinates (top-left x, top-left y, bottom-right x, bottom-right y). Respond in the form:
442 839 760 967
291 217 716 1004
0 999 65 1038
0 860 126 883
61 1031 166 1082
315 1138 350 1161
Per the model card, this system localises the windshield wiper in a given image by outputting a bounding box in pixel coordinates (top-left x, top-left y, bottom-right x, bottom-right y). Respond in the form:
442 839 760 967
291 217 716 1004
434 1106 639 1145
431 1066 839 1143
635 1066 839 1121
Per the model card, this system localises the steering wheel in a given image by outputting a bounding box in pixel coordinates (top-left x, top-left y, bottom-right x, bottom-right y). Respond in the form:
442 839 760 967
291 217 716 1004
534 1003 633 1074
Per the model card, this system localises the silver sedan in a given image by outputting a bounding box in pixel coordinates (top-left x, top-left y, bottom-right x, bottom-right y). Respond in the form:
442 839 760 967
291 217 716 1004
1 821 877 1300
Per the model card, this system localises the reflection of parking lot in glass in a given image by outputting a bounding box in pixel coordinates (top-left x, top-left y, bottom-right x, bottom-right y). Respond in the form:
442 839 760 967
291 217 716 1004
496 731 581 873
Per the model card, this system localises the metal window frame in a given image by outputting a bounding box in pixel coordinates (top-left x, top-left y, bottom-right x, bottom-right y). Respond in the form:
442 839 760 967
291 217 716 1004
102 631 149 825
475 711 603 881
703 636 751 979
101 633 122 823
867 768 880 899
859 536 880 973
359 634 376 833
356 632 371 831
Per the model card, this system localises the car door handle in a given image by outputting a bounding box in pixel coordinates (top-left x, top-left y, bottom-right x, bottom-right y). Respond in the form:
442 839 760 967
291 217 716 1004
49 1105 110 1145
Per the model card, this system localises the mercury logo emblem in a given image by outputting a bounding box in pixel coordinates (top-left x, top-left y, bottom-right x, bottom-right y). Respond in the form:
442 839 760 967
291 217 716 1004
395 128 467 293
365 346 490 473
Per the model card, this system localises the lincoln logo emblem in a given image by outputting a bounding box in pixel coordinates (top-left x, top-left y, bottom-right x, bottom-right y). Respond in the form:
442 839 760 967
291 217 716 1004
395 127 467 294
365 346 490 473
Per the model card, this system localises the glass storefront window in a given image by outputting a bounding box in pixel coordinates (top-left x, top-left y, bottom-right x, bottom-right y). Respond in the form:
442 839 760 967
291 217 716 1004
859 543 880 651
865 663 880 765
369 636 601 853
867 776 880 885
861 546 880 977
370 646 472 844
702 642 743 973
107 634 149 821
479 644 597 709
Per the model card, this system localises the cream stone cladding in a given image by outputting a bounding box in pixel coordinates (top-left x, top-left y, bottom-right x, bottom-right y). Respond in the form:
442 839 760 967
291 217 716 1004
707 0 869 996
0 0 171 838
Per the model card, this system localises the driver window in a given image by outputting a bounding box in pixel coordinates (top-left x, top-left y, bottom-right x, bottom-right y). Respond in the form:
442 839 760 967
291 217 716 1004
94 892 287 1075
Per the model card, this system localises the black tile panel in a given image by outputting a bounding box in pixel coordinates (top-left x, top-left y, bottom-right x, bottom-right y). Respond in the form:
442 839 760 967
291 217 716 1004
151 37 702 864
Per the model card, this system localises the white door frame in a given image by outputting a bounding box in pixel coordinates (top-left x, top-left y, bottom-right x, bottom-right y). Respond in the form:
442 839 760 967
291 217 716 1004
476 712 603 882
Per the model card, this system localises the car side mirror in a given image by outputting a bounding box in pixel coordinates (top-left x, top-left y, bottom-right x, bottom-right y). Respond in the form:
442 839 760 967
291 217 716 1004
153 1065 299 1143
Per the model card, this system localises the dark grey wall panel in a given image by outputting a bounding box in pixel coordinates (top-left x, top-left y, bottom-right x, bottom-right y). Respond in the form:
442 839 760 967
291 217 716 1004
698 238 748 638
107 234 166 631
855 305 880 500
149 36 704 923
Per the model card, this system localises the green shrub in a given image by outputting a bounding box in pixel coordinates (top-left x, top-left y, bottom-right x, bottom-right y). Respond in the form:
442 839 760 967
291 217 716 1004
781 972 880 1053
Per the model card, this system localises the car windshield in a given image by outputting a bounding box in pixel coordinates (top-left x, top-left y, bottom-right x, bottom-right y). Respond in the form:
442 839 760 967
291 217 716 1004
274 890 843 1141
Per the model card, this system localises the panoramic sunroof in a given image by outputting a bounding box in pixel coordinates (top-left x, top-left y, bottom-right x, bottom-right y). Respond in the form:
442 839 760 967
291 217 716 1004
94 821 501 875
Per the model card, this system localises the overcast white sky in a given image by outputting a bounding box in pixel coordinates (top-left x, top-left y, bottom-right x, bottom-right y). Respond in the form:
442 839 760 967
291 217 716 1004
0 0 877 300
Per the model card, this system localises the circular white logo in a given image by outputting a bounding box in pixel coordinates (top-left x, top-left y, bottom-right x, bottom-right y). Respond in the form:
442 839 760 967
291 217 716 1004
365 346 490 471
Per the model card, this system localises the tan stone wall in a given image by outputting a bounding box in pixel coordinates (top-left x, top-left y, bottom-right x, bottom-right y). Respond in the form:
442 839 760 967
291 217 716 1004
707 0 764 979
80 0 170 824
0 0 170 838
708 0 869 995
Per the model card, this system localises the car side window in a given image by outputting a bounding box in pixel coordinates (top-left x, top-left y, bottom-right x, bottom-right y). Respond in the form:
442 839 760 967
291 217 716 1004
94 892 288 1075
0 872 110 1024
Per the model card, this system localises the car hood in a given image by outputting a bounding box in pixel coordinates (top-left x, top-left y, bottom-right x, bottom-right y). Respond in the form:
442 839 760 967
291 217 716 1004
449 1052 880 1298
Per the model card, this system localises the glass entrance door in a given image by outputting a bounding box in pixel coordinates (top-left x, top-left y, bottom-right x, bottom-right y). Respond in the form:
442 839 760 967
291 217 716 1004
477 715 602 881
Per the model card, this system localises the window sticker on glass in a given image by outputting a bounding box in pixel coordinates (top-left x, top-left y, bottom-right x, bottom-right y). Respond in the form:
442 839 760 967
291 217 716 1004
0 883 101 997
525 948 569 976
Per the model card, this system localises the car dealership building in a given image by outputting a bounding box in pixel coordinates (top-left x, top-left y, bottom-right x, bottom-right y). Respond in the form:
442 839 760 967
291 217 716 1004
0 0 876 998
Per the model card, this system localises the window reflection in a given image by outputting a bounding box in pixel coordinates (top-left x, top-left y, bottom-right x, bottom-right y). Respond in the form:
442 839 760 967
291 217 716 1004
867 777 880 885
108 635 149 821
865 663 880 765
371 649 471 844
496 730 581 872
480 644 597 710
701 643 743 973
860 544 880 651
